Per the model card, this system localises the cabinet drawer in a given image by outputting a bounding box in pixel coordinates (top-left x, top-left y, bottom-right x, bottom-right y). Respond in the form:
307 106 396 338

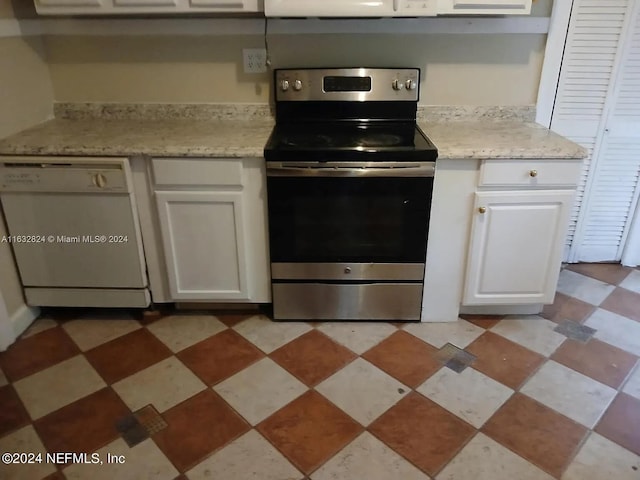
479 159 582 187
152 158 243 187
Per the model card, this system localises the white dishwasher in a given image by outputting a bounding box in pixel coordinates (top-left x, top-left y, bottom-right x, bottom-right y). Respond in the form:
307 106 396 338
0 156 150 307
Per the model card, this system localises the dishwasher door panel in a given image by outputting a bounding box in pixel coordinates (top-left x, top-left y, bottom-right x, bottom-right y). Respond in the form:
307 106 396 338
1 192 147 288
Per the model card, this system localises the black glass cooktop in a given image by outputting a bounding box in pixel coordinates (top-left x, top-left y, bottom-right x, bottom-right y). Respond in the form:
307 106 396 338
264 122 438 162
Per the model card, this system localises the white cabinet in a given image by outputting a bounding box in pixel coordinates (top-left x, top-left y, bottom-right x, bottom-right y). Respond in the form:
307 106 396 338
34 0 261 15
437 0 531 15
151 157 270 303
463 190 574 305
156 190 249 300
463 159 581 306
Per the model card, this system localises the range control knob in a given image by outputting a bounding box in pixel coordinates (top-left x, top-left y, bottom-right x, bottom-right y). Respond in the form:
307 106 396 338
280 80 290 91
405 79 417 90
392 79 404 91
293 79 303 91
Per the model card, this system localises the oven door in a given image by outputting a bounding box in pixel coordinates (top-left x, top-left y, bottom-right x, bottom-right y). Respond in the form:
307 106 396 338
266 161 434 320
266 161 434 270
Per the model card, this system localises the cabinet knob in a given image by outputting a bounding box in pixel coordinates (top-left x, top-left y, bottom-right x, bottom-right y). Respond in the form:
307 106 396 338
529 169 538 178
344 267 352 274
478 206 487 214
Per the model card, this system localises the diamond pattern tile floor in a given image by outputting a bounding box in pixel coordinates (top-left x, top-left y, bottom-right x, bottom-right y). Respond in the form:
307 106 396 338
1 262 639 480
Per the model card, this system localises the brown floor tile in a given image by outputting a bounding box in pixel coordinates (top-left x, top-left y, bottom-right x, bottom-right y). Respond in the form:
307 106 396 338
600 287 640 323
566 263 632 286
34 387 129 454
0 327 79 382
459 315 504 329
541 292 596 324
217 314 254 328
270 330 357 386
138 308 169 325
482 393 587 477
257 390 362 474
551 338 638 389
0 385 31 436
595 393 640 455
85 329 172 384
153 389 250 472
362 331 441 388
42 472 66 480
466 332 545 390
368 391 475 476
177 329 263 386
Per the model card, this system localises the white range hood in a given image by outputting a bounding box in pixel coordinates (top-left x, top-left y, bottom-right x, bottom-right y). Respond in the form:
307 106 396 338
264 0 532 17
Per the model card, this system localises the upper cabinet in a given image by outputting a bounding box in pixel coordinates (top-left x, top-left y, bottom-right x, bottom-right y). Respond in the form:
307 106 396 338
35 0 262 15
35 0 532 16
263 0 531 17
437 0 531 15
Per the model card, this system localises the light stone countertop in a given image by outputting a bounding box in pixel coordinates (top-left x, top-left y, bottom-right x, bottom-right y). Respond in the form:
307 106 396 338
419 121 587 159
0 118 275 158
0 105 586 160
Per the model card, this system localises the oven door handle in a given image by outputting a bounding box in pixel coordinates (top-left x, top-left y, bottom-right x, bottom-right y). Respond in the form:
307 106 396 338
266 162 435 178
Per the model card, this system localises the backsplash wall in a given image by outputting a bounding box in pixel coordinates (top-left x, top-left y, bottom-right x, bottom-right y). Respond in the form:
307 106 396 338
44 30 548 106
0 0 54 320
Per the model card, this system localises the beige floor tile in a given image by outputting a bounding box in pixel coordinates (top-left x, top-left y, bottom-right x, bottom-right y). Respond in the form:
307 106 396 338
556 270 616 306
112 357 206 413
490 316 566 356
0 426 56 479
585 308 640 356
13 355 106 419
187 429 303 480
622 364 640 400
437 433 554 480
619 270 640 295
147 314 227 352
21 317 58 339
233 315 312 354
315 358 409 426
403 319 484 349
562 432 640 480
311 432 429 480
213 357 307 425
62 316 140 351
417 367 513 428
63 438 178 480
316 322 397 355
521 360 616 428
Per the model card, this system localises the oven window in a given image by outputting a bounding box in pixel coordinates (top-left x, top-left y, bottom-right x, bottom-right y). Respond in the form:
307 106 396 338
267 176 432 263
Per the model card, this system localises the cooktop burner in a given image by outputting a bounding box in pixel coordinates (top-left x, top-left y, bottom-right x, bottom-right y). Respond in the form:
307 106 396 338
265 122 437 162
281 132 405 148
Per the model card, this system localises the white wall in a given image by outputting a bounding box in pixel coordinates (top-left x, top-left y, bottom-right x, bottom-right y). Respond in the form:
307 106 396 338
0 0 54 347
41 0 553 106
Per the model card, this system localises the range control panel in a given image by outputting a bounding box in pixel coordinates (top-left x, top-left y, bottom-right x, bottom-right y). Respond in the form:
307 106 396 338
275 68 420 102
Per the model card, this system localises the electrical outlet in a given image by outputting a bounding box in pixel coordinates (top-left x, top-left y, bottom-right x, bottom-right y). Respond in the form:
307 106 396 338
243 48 267 74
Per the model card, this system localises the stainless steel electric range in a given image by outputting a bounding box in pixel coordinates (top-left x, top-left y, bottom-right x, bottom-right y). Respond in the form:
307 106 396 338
264 68 438 321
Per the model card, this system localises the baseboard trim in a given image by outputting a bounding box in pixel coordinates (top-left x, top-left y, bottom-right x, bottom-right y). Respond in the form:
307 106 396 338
459 304 543 315
11 303 40 338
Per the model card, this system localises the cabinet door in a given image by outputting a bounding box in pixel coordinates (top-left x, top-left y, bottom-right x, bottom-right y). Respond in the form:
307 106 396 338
438 0 531 15
463 190 574 305
155 190 249 300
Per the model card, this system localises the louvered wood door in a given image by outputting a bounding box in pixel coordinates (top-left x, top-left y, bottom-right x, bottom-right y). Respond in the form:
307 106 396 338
551 0 640 262
578 2 640 261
